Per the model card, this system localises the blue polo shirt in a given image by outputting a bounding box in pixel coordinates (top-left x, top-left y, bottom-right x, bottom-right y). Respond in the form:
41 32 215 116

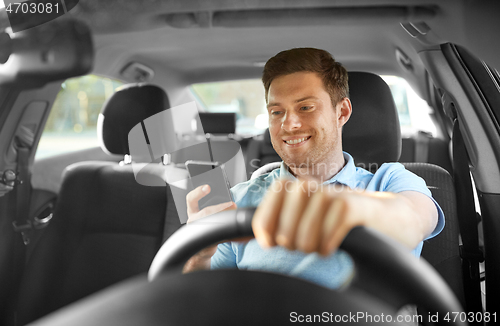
211 152 445 289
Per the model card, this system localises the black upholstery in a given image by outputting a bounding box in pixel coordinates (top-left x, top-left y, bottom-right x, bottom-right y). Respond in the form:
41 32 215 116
402 163 465 306
98 84 171 155
17 163 179 324
401 137 453 174
245 129 281 178
342 72 401 168
197 112 236 134
17 84 181 324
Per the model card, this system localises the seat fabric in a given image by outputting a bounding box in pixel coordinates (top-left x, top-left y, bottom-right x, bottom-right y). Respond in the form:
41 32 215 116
402 162 465 306
17 84 182 324
245 129 281 179
17 163 180 324
401 136 453 173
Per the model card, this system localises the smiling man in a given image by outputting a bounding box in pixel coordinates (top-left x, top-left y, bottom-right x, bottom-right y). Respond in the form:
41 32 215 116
265 63 348 184
184 48 444 289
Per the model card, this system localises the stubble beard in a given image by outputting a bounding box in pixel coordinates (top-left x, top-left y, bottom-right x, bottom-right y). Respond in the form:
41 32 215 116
273 127 342 180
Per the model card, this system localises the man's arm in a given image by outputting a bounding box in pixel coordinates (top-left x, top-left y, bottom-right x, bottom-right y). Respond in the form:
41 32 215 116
182 185 236 273
252 179 438 256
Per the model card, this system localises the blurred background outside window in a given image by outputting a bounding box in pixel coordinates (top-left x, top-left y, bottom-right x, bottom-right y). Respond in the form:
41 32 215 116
35 75 123 159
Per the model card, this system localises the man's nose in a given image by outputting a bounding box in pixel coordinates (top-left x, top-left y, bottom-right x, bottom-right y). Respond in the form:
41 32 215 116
281 111 302 131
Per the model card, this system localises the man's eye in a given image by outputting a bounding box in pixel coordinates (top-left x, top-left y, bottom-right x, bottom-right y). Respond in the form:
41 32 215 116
271 111 282 115
300 106 312 111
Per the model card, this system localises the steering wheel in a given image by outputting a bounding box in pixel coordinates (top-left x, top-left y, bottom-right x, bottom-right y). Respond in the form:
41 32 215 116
32 208 465 326
149 207 465 325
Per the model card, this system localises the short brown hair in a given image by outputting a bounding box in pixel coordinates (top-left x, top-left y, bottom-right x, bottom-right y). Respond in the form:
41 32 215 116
262 48 349 106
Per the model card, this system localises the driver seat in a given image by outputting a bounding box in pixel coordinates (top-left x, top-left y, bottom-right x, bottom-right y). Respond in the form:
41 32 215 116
15 84 182 325
251 71 465 307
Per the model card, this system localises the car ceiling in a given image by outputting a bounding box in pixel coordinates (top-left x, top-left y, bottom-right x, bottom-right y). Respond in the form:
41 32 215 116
3 0 500 99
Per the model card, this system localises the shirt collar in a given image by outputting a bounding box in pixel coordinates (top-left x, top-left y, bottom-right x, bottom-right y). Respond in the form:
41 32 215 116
278 152 358 189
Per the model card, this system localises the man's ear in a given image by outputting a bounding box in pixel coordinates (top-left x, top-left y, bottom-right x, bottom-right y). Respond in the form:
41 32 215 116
337 97 352 127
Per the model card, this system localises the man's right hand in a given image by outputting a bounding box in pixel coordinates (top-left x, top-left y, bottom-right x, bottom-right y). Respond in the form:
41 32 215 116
183 184 236 273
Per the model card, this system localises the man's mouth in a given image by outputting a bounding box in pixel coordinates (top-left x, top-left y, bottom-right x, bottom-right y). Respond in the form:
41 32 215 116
283 136 311 145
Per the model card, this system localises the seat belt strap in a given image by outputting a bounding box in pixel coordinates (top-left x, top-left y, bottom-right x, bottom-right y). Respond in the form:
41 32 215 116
414 131 430 163
162 185 182 244
452 120 483 315
7 142 32 326
12 145 32 244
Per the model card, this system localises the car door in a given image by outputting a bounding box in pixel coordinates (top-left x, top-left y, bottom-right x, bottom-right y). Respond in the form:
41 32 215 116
417 36 500 314
0 20 94 325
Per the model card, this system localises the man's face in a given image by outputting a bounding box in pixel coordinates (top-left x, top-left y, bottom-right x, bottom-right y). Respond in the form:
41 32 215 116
267 72 348 173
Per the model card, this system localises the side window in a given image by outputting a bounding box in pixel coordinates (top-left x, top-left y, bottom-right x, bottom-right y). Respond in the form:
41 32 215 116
381 76 437 137
35 75 123 159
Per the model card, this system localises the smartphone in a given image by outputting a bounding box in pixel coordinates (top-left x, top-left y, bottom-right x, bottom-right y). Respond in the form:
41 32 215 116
185 160 234 210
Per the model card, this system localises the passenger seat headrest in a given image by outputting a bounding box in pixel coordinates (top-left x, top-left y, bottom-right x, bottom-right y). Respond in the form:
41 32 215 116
98 84 170 155
343 72 401 168
197 112 236 134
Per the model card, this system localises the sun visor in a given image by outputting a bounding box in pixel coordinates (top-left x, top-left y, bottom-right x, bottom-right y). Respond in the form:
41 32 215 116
0 19 93 88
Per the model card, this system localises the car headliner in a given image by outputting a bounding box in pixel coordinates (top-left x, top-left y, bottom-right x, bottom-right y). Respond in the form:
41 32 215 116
28 0 495 101
1 0 498 98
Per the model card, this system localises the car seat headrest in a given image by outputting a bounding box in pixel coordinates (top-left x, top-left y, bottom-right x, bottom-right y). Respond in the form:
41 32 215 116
197 112 236 134
342 72 401 169
262 129 278 156
97 84 171 156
